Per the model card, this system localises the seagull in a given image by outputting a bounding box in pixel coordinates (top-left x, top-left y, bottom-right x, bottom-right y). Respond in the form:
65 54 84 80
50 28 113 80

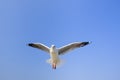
28 42 90 69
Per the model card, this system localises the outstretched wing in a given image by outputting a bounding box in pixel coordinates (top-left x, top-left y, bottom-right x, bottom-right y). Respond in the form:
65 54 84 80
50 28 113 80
28 43 50 53
58 42 89 55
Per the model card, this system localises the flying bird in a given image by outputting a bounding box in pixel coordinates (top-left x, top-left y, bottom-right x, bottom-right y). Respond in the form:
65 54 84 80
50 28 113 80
28 42 90 69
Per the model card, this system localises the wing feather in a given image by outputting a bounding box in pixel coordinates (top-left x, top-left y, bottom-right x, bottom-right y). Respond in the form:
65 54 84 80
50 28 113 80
58 42 89 55
28 43 50 53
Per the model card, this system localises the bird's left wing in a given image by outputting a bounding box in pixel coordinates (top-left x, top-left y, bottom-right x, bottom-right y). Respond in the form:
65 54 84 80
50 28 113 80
58 42 89 55
28 43 50 53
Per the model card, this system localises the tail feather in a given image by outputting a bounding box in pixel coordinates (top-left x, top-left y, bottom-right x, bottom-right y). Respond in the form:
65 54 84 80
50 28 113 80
46 59 64 67
46 59 52 65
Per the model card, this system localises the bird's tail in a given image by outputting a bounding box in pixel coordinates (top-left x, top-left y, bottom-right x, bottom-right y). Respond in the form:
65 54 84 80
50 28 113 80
46 59 64 67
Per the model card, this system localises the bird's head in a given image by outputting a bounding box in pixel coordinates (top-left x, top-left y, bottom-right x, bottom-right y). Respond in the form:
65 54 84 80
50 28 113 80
51 45 56 48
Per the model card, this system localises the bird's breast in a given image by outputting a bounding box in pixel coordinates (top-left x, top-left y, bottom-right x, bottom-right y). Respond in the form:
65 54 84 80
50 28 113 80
50 48 59 59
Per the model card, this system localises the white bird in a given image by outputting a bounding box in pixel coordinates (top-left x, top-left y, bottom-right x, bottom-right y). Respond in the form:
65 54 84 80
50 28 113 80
28 42 90 69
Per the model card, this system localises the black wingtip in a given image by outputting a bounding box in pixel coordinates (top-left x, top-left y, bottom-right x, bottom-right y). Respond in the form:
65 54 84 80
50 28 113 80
83 42 89 45
81 42 90 47
28 43 34 46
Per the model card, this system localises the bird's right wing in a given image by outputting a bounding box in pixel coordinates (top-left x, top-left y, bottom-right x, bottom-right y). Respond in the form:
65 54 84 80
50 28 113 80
28 43 50 53
58 42 89 55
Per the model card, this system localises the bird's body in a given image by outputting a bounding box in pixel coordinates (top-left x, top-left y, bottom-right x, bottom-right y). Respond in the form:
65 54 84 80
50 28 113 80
28 42 90 69
49 45 59 69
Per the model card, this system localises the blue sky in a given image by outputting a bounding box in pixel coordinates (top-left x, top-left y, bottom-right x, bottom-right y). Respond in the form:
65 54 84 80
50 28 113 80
0 0 120 80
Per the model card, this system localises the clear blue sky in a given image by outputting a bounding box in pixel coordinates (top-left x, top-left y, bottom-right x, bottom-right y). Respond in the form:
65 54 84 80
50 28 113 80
0 0 120 80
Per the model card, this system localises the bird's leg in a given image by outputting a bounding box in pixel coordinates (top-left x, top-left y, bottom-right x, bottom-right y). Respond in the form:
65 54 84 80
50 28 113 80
52 63 56 69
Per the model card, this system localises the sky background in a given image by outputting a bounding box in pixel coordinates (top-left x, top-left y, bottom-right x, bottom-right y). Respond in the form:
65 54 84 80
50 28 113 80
0 0 120 80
